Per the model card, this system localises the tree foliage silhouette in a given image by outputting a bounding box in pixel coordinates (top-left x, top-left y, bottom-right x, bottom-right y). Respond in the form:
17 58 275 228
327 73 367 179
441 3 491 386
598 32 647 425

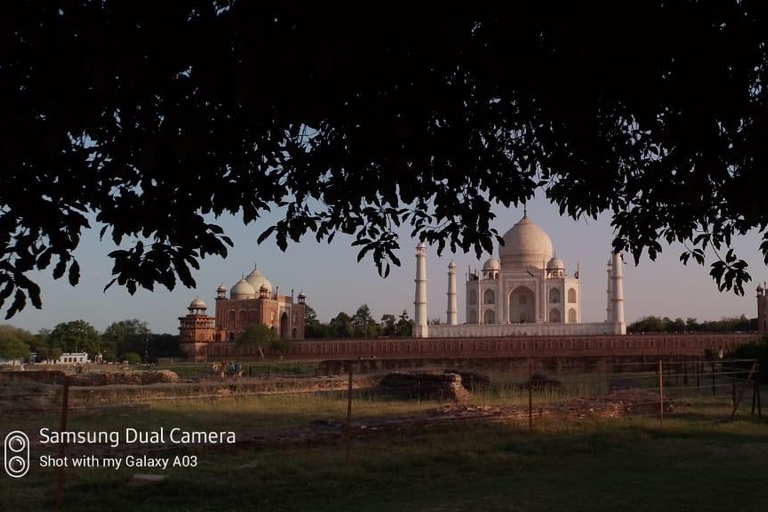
2 3 768 318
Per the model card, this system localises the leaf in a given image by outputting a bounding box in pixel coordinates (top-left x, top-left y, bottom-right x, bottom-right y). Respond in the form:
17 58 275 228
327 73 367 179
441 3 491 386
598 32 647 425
68 260 81 286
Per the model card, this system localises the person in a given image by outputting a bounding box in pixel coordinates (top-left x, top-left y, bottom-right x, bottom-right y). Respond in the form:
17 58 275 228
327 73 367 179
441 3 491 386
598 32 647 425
718 347 724 360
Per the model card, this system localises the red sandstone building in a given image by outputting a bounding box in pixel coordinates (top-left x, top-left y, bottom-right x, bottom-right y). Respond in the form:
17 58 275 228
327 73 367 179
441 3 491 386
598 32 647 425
179 267 307 360
757 283 768 332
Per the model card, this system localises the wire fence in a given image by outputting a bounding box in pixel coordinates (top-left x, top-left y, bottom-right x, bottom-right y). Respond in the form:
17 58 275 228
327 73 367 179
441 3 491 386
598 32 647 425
0 358 763 507
481 358 762 427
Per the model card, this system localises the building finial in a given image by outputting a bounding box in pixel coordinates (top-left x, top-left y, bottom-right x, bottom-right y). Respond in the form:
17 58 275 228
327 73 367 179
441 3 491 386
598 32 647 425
523 204 527 218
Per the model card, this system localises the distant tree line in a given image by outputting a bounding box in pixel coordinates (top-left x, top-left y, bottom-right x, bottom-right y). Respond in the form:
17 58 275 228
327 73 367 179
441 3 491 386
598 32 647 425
628 315 756 334
304 305 414 339
0 319 181 362
2 310 760 361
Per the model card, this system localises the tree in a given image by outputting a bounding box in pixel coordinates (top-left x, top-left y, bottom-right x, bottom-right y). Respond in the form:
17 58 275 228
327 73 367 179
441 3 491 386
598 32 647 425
628 316 666 333
103 319 151 360
396 310 414 337
380 314 397 336
3 4 768 319
629 314 756 333
670 318 687 333
329 312 355 338
48 320 101 355
237 325 277 359
0 338 30 360
149 333 182 358
0 325 35 347
352 304 378 338
304 306 326 339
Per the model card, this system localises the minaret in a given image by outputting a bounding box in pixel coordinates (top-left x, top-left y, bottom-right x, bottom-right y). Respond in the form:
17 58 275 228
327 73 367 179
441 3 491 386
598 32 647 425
413 242 429 338
447 259 458 325
605 257 612 322
610 251 626 334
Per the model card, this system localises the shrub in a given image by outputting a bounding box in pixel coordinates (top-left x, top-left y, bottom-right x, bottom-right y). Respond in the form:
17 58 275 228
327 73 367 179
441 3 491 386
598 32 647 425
730 335 768 384
121 352 142 365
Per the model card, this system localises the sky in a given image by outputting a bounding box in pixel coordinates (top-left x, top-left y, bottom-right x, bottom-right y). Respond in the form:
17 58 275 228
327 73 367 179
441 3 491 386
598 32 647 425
5 194 767 335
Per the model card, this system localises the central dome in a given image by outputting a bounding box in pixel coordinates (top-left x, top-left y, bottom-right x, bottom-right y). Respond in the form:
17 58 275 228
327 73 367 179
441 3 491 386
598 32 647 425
245 268 272 295
499 216 554 270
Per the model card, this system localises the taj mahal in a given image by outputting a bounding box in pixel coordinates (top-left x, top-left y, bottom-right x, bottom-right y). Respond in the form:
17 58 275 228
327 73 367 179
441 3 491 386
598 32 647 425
412 214 627 338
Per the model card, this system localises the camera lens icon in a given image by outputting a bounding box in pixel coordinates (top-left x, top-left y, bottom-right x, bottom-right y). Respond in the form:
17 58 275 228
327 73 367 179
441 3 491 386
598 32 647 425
4 431 30 478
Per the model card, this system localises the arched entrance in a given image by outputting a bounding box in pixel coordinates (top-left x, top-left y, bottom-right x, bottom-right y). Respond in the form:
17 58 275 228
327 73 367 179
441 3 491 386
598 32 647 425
549 308 561 323
280 312 289 339
509 286 535 323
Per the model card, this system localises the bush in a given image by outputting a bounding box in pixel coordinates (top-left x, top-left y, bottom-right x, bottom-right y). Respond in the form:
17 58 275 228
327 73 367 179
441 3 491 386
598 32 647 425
730 336 768 384
121 352 142 365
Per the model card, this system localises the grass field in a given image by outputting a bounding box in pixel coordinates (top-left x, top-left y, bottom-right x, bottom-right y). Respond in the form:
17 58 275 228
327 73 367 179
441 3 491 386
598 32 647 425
1 373 765 511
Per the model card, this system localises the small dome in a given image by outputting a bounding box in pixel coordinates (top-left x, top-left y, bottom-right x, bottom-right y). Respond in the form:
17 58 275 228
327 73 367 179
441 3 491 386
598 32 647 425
297 290 307 298
217 284 227 293
482 258 501 271
499 216 554 270
245 268 272 294
189 298 206 309
547 257 564 270
231 278 256 299
259 284 269 292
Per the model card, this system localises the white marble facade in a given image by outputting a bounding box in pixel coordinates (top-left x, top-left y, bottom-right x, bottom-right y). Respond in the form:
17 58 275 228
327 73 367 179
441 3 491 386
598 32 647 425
412 214 626 338
465 215 580 326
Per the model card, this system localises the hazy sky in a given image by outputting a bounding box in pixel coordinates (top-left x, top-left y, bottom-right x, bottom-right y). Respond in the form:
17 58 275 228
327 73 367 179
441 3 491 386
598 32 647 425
6 193 766 334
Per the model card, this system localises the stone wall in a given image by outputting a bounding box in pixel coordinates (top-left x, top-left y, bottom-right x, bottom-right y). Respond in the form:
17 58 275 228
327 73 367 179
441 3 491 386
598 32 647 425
428 322 620 338
198 332 759 362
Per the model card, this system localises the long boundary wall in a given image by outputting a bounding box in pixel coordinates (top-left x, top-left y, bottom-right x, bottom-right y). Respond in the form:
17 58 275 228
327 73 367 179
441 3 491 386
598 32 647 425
427 322 620 338
190 333 761 362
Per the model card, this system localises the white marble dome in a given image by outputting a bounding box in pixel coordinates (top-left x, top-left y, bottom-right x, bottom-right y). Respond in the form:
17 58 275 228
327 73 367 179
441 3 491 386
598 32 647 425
230 278 256 300
483 257 501 271
547 256 564 270
245 268 272 294
499 216 554 270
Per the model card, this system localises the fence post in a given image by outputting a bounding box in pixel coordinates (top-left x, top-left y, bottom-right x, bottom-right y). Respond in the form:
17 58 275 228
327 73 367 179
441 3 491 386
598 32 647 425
345 362 354 465
730 361 758 420
528 361 533 434
696 361 700 389
56 375 69 510
757 364 762 419
712 361 716 396
753 376 758 416
732 361 737 406
675 356 679 385
658 360 664 429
